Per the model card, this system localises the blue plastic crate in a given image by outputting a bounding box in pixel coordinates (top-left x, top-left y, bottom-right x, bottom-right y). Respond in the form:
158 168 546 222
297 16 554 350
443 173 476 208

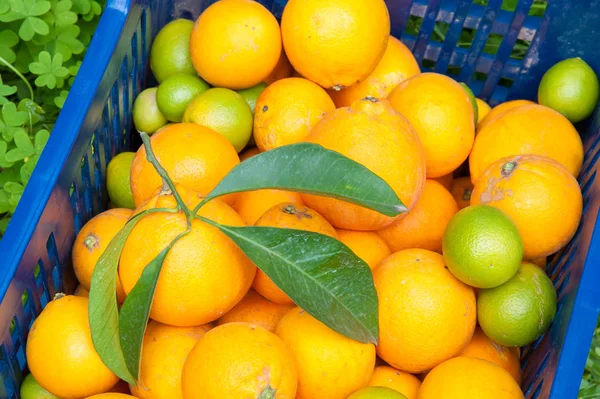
1 0 600 397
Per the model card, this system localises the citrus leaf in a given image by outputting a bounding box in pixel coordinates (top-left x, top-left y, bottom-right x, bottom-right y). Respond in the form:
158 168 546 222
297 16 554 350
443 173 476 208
201 143 406 217
200 219 379 344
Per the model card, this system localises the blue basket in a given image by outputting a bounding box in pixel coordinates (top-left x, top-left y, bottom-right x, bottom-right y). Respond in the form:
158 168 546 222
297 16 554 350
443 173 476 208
1 0 600 397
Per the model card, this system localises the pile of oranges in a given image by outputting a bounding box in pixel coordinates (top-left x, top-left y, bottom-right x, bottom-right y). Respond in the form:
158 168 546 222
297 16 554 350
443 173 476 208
21 0 595 398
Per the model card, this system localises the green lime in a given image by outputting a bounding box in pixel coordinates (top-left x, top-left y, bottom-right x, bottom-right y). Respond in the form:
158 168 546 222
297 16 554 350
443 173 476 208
460 82 478 125
237 82 267 147
20 374 60 399
478 262 557 347
538 57 599 123
150 19 196 83
107 152 136 209
442 205 523 288
132 87 168 133
182 87 253 152
156 73 210 122
347 386 408 399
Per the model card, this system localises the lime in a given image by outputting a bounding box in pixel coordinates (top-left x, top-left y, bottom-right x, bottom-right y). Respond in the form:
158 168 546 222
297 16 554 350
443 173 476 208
237 82 267 146
347 386 408 399
20 374 59 399
478 262 557 347
107 152 136 209
538 57 599 123
132 87 167 133
442 205 523 288
150 19 196 83
182 87 253 152
475 98 491 124
460 82 478 125
156 73 210 122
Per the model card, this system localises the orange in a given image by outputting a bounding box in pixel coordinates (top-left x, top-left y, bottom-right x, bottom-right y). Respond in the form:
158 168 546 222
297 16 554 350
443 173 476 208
336 229 391 270
189 0 281 89
239 146 260 161
459 327 521 383
215 289 295 331
232 189 305 226
130 123 239 207
477 99 535 131
378 180 458 253
471 154 582 259
85 395 137 399
388 73 475 178
74 285 89 298
373 249 476 373
450 176 473 210
72 208 131 303
418 357 524 399
432 173 452 190
276 307 376 399
26 295 119 399
469 104 584 183
368 366 421 399
252 203 337 304
119 185 256 326
328 36 420 107
182 323 297 399
529 256 548 269
254 77 335 151
303 98 426 230
281 0 390 90
475 98 491 124
264 50 293 84
144 320 212 341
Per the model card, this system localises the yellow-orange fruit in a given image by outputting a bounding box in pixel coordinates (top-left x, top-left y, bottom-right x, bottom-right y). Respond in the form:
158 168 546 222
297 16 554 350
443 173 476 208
232 189 305 226
368 365 421 399
336 229 391 270
476 99 534 131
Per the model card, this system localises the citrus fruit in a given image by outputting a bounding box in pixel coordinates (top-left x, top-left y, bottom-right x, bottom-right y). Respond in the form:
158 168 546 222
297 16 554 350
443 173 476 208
432 173 453 190
264 50 293 84
538 57 599 123
85 395 137 399
478 262 557 347
155 73 210 122
189 0 282 89
231 188 304 226
378 180 458 253
239 146 260 161
132 88 168 133
237 82 268 114
475 98 491 124
303 97 426 230
530 256 548 269
150 19 196 83
130 123 239 207
476 99 534 131
252 203 337 305
276 307 376 399
373 249 476 373
182 323 297 399
442 204 523 288
72 208 131 303
144 320 212 341
328 36 419 107
469 103 584 182
281 0 390 90
348 386 407 399
119 185 256 326
460 326 521 383
253 77 335 151
471 154 582 259
336 229 391 270
460 82 478 124
20 374 59 399
215 289 294 331
419 357 524 399
74 285 89 298
450 176 473 210
182 87 253 152
368 366 421 399
106 152 136 209
26 295 119 399
388 73 475 178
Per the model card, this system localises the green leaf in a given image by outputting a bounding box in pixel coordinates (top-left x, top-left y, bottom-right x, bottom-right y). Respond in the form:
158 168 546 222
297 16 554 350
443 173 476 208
0 30 20 64
54 89 68 108
5 147 34 162
13 130 33 151
4 181 24 194
0 1 10 13
20 154 38 184
29 51 68 89
53 0 77 26
200 219 379 344
0 141 14 168
34 129 49 152
71 0 91 14
2 102 28 127
0 190 10 213
0 81 18 105
19 17 49 40
27 0 52 16
202 143 406 217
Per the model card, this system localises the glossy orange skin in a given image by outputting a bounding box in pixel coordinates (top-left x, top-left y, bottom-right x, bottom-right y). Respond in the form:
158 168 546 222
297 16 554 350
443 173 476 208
144 320 212 341
336 229 391 270
368 366 421 399
475 98 492 124
85 395 137 399
264 50 294 84
450 176 473 210
476 99 534 132
232 189 305 226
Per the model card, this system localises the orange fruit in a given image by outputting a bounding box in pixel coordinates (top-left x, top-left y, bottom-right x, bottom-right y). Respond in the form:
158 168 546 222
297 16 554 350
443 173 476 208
252 203 337 305
459 327 521 383
469 104 584 183
215 289 295 331
239 146 260 161
72 208 131 303
130 123 239 207
74 285 89 298
281 0 390 90
276 307 376 399
471 154 582 259
336 229 391 270
529 256 548 269
253 77 335 151
264 50 294 84
303 98 426 230
477 99 534 131
232 189 305 226
182 323 297 399
418 357 524 398
85 395 137 399
189 0 281 89
378 180 458 253
450 176 473 210
119 185 256 326
432 173 453 190
144 320 212 341
388 73 475 178
368 366 421 399
328 36 420 107
475 98 491 124
26 295 119 399
373 249 476 373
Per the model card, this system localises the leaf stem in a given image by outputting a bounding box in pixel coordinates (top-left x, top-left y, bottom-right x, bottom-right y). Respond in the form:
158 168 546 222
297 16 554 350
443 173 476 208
0 55 34 100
